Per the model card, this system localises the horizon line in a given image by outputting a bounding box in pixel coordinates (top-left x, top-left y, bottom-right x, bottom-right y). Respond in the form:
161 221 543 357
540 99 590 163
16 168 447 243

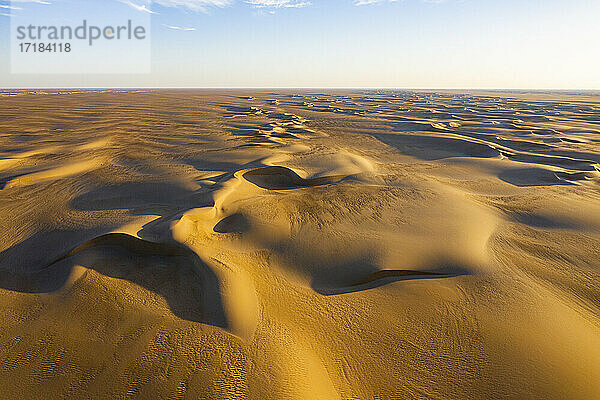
1 87 599 91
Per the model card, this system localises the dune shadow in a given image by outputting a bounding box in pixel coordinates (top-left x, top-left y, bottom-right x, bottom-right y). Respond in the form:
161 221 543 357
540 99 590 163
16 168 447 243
497 167 574 187
507 212 584 230
70 181 209 211
312 262 471 296
505 153 597 172
242 166 347 190
0 177 231 327
214 213 251 234
0 172 30 190
222 105 262 118
315 269 467 296
257 234 470 296
371 133 501 161
0 232 228 327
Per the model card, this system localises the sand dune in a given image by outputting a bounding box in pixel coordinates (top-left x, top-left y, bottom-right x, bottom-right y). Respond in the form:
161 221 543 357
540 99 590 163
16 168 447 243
0 90 599 399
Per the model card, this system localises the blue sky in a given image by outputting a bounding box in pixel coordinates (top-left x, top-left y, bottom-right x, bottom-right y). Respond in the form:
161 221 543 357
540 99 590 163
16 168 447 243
1 0 599 88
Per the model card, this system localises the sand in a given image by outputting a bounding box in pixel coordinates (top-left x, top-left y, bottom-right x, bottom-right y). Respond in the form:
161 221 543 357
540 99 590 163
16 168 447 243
0 89 599 399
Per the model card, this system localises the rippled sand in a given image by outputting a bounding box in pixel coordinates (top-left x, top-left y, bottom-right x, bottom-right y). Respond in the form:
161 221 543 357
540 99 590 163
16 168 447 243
1 90 599 399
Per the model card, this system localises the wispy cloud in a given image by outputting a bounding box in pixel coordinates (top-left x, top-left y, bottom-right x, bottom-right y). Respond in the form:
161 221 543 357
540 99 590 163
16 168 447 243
0 0 51 15
246 0 311 8
111 0 434 14
120 0 158 13
152 0 232 12
4 0 445 16
162 23 196 30
8 0 52 4
111 0 313 14
0 4 23 10
355 0 446 4
354 0 399 5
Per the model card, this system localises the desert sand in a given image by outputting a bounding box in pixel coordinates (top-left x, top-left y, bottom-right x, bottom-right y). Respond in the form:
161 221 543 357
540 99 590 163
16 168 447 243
0 89 599 399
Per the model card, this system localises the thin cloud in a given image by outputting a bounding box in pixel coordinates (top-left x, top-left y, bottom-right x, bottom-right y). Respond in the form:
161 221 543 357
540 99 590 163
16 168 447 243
152 0 232 12
120 0 158 13
246 0 311 8
355 0 446 4
162 23 196 30
8 0 51 4
354 0 399 5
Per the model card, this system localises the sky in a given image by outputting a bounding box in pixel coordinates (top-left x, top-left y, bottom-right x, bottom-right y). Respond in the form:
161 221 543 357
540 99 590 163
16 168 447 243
0 0 599 88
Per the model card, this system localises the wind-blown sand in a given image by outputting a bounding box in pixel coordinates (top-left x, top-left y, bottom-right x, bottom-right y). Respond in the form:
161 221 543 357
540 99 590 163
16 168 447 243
0 89 599 399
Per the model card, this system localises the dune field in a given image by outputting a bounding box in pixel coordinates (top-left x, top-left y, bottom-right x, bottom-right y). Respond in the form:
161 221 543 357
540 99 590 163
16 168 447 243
0 89 599 399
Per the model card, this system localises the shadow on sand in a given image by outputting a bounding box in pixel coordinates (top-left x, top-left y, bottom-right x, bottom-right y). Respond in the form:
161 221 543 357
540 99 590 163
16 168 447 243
0 177 232 328
0 232 228 328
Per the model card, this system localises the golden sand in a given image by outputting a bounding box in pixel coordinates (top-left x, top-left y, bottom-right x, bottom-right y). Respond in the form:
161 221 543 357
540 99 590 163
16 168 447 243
0 90 599 399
